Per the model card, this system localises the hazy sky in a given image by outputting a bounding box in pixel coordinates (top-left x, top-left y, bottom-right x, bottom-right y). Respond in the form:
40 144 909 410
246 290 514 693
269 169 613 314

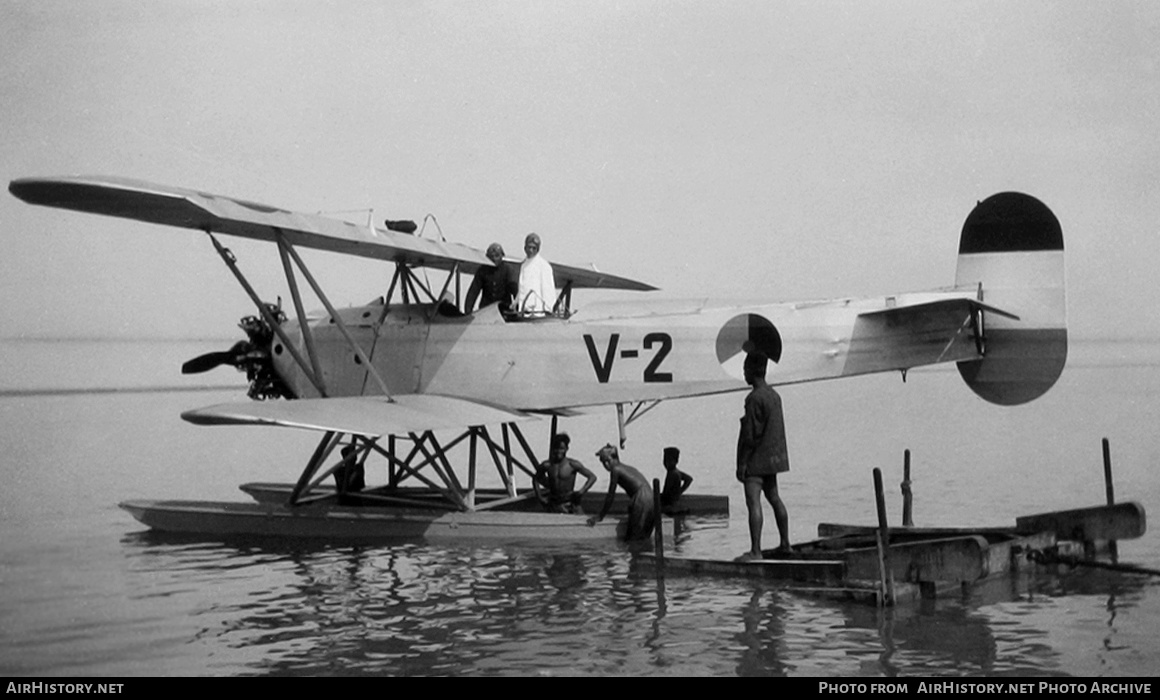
2 1 1158 340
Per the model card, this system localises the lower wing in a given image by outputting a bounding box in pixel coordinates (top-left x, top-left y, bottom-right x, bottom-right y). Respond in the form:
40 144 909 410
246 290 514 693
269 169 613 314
182 394 536 437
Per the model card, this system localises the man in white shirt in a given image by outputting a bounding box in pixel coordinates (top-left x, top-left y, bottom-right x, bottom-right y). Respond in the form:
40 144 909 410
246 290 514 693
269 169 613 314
517 232 557 314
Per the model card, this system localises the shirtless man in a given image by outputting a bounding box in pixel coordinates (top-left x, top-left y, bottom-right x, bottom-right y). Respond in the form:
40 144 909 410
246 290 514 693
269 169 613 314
659 446 694 513
533 433 597 514
588 444 656 541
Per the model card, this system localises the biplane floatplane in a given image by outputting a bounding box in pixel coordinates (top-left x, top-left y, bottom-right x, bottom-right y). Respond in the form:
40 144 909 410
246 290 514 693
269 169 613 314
9 176 1067 541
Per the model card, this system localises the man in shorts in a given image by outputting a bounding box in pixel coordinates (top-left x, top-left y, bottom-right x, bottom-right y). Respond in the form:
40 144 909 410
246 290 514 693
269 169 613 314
736 352 791 560
533 433 597 514
588 444 656 541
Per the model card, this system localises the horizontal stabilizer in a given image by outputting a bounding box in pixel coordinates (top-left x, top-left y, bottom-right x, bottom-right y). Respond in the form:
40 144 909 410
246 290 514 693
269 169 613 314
9 176 656 292
844 297 1017 374
858 297 1019 323
181 394 537 436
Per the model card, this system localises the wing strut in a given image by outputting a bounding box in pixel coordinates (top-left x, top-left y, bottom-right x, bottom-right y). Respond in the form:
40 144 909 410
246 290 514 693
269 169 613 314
208 232 327 397
935 312 977 364
208 229 395 399
274 232 393 398
290 430 341 504
615 400 663 448
972 283 987 357
275 234 327 394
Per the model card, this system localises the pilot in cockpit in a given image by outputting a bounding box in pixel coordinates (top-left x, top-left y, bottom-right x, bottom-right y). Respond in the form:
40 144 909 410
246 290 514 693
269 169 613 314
465 243 518 315
517 233 557 315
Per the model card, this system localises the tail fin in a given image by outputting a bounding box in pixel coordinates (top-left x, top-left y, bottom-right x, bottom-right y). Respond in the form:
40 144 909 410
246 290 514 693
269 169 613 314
955 192 1067 405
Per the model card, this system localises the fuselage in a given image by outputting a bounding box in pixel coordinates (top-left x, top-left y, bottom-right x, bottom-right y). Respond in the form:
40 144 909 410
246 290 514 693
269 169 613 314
271 289 983 411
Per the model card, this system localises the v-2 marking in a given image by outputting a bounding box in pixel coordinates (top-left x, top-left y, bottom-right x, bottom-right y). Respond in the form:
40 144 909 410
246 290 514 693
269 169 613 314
583 332 673 383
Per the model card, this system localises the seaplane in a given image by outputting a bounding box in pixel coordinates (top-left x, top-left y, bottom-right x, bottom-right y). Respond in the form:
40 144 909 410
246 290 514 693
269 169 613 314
8 176 1067 541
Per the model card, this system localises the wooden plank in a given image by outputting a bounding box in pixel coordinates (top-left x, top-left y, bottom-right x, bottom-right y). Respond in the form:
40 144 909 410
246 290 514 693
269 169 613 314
818 523 1014 538
1015 501 1146 541
981 531 1056 578
844 535 988 583
636 553 846 584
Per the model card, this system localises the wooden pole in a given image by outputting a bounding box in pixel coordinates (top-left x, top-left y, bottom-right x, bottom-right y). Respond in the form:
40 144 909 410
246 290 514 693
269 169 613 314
652 478 666 599
873 468 895 607
900 448 914 527
1103 437 1118 562
467 428 477 510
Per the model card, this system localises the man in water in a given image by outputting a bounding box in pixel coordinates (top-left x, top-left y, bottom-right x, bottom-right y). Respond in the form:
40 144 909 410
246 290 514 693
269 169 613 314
332 442 365 504
736 352 791 560
659 446 694 513
517 232 557 314
465 242 518 314
533 433 597 514
588 444 656 540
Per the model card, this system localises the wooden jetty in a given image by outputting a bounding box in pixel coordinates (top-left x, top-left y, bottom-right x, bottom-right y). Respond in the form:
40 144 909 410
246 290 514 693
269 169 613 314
635 501 1147 605
637 444 1152 606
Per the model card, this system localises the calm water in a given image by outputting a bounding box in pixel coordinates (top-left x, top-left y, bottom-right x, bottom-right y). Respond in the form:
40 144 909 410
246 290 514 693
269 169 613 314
1 339 1158 676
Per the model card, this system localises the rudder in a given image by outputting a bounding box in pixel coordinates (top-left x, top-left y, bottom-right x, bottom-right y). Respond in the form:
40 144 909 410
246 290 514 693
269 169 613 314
955 192 1067 405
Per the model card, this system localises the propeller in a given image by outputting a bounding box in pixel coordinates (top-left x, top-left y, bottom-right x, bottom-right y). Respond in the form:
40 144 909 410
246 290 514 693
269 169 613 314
180 302 294 400
182 341 250 374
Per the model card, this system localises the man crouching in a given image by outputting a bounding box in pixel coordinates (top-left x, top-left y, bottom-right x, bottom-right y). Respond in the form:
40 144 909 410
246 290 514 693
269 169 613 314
533 433 597 514
588 444 656 541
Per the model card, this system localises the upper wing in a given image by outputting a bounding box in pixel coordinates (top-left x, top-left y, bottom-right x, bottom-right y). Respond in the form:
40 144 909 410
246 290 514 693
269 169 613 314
549 260 657 292
181 394 537 437
844 297 1019 374
8 175 656 291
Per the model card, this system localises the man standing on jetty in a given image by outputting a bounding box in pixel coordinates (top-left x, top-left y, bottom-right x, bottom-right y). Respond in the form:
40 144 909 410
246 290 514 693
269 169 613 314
736 352 791 560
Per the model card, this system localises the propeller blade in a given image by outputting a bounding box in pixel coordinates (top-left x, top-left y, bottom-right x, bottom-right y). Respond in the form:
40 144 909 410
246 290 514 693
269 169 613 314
182 352 238 374
181 341 250 374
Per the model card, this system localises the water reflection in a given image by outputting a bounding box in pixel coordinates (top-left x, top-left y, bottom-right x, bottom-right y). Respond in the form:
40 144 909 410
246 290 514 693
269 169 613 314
734 589 789 676
121 534 651 675
117 531 1156 676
